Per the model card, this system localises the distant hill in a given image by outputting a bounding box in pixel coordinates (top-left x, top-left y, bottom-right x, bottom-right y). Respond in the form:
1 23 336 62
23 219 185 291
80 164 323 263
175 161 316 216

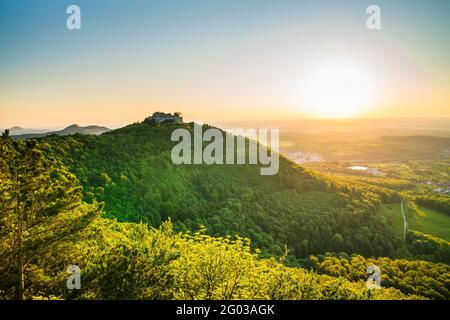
5 126 50 135
11 124 110 140
9 126 24 134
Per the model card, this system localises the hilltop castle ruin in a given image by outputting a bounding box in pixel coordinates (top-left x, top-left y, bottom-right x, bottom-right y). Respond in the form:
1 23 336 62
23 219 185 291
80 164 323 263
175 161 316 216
145 112 183 124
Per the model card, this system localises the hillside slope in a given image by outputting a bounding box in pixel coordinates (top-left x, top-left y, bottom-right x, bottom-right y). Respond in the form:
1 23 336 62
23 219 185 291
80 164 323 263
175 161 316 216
4 132 443 300
45 121 401 259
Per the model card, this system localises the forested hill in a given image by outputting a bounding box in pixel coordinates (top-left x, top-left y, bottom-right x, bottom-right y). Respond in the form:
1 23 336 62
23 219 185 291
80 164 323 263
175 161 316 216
44 121 401 259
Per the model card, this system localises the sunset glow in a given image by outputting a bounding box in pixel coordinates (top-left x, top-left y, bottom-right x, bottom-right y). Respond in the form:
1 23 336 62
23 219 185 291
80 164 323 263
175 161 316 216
0 0 449 127
299 64 376 118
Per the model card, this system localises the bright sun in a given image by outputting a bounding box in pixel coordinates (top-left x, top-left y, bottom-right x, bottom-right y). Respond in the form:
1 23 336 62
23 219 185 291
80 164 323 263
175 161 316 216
299 64 376 118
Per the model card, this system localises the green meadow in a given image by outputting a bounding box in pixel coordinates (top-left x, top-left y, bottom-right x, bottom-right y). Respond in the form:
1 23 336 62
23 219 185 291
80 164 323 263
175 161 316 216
378 203 450 242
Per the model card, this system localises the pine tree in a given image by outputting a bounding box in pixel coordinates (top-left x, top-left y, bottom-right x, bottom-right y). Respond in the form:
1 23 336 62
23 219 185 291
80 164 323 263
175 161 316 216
0 132 83 299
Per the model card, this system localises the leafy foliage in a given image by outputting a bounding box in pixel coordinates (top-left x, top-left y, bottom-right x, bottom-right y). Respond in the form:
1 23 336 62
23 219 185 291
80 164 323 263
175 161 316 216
308 253 450 300
416 196 450 215
0 131 92 299
406 230 450 264
1 216 422 300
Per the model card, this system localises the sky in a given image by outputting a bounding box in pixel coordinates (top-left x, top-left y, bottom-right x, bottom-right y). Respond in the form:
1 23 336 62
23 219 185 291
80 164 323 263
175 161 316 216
0 0 449 128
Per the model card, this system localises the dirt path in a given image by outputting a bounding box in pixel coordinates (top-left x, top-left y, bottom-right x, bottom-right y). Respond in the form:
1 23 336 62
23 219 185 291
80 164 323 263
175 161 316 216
401 201 408 243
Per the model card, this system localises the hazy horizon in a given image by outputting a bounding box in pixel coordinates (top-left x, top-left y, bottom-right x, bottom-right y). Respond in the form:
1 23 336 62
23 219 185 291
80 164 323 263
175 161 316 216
4 116 450 136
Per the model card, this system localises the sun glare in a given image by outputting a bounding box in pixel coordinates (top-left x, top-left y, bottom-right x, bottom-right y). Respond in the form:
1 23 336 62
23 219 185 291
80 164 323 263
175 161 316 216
299 64 376 118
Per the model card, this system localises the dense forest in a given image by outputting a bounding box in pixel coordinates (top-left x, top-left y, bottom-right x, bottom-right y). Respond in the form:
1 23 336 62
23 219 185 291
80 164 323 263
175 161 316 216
44 121 402 259
308 253 449 300
1 122 449 300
